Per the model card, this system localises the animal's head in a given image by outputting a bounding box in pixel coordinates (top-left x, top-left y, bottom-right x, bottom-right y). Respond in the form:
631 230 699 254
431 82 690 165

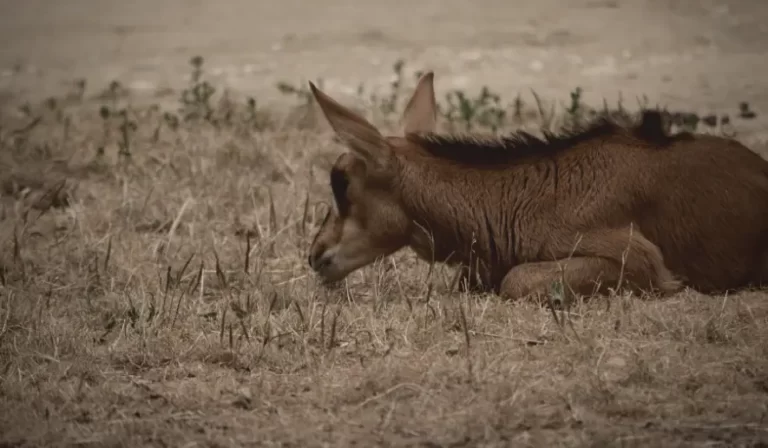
307 71 438 284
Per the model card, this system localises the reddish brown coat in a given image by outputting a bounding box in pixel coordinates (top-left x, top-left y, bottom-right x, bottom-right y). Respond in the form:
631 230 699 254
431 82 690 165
308 73 768 300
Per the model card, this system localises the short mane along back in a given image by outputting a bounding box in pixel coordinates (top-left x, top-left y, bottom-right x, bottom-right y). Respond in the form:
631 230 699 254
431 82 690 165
406 110 683 166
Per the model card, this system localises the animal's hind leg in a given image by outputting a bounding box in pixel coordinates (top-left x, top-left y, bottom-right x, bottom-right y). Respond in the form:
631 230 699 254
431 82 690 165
500 227 682 301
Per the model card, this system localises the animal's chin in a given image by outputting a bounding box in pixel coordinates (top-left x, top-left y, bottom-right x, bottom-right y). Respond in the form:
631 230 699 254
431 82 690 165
318 277 344 289
315 268 350 287
315 256 378 287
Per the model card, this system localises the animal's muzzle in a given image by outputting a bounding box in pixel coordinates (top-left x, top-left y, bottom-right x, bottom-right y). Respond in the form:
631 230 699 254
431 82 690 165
308 251 331 272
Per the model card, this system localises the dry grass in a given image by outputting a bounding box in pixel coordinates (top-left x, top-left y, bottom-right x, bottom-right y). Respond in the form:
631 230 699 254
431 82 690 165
1 76 768 448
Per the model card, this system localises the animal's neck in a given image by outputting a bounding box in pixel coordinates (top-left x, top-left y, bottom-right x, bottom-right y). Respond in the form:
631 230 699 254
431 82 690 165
396 156 538 285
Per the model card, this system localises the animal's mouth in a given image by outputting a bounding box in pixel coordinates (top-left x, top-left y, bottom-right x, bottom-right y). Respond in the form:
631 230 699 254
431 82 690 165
308 247 369 287
316 267 346 284
309 260 347 286
314 271 345 289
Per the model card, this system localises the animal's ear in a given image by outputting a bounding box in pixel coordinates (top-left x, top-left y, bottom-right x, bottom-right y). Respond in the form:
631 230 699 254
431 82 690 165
309 82 390 169
400 71 437 134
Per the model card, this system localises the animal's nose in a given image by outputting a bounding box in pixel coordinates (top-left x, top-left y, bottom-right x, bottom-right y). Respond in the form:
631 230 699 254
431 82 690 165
308 251 331 271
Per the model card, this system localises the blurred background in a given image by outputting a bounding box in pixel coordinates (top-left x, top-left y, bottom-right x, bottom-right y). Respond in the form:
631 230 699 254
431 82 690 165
1 0 767 123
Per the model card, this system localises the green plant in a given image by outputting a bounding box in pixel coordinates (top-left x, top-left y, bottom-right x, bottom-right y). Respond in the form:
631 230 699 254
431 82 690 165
117 109 137 159
179 56 216 122
566 87 583 126
276 79 321 106
441 86 507 133
377 59 406 116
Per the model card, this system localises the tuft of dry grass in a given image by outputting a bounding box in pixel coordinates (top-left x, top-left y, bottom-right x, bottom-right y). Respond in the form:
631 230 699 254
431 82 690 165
1 67 767 447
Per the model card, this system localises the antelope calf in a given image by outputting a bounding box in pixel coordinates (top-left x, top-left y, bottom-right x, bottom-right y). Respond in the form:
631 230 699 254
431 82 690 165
307 73 768 301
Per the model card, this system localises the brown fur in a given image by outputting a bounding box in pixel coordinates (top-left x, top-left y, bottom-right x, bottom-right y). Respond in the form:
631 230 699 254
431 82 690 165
307 77 768 301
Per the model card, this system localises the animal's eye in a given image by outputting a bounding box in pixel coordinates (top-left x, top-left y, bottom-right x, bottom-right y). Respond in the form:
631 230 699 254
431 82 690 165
330 168 350 215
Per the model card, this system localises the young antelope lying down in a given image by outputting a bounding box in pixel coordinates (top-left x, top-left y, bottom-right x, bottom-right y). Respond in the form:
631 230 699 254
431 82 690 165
307 73 768 301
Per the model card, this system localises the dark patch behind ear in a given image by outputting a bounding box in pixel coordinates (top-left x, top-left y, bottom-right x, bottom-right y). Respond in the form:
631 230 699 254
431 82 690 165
632 109 694 145
633 110 671 144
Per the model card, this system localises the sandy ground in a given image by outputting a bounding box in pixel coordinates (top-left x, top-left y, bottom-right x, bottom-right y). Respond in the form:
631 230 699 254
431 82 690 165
2 1 768 447
1 0 768 122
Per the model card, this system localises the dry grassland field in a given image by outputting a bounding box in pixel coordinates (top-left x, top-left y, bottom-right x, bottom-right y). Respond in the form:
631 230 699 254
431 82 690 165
3 0 768 446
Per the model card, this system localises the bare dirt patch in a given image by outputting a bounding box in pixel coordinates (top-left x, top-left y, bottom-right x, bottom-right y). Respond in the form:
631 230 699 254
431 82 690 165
1 0 768 446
